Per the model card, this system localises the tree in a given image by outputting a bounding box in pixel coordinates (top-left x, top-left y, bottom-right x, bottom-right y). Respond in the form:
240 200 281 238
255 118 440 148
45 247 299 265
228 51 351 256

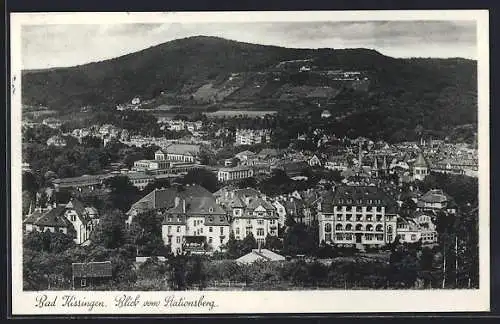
225 230 240 259
131 210 165 256
240 233 258 255
105 176 141 212
91 209 127 249
264 234 283 251
182 168 220 193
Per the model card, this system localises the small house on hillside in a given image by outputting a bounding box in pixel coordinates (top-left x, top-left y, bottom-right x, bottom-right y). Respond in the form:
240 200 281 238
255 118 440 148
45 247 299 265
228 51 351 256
72 261 112 289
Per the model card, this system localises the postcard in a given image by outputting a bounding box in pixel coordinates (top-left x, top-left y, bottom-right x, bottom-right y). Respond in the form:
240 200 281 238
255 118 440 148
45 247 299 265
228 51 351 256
10 10 490 315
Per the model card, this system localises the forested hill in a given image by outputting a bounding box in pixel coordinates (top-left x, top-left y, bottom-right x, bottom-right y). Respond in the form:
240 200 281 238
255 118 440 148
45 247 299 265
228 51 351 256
22 35 477 134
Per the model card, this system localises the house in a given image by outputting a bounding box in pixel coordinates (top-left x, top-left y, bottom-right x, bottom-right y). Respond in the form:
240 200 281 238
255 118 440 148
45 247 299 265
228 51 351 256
272 200 287 226
24 205 72 235
72 261 112 289
235 129 271 146
46 135 67 147
308 155 322 167
42 117 62 129
324 155 349 172
235 150 256 162
257 148 280 160
215 187 279 244
24 199 99 245
236 248 285 264
217 166 254 182
416 189 457 214
396 217 422 244
127 185 231 255
321 110 332 119
317 185 399 249
64 198 99 245
272 160 310 178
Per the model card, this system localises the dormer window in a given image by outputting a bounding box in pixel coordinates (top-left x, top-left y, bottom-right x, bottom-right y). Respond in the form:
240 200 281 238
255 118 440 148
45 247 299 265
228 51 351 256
209 207 214 213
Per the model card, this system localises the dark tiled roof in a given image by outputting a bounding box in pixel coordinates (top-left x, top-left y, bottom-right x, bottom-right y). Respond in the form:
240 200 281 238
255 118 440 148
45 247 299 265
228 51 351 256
24 206 71 228
328 185 398 213
72 261 112 278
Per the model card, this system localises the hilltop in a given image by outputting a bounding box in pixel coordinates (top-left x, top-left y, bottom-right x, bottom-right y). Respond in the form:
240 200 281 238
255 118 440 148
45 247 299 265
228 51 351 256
21 35 477 135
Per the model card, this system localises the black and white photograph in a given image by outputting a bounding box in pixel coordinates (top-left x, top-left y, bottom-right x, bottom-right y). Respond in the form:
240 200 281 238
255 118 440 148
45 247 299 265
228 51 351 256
10 10 490 314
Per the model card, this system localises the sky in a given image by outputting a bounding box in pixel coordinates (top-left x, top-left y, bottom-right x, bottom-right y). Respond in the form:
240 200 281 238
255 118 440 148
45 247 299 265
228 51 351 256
21 21 477 70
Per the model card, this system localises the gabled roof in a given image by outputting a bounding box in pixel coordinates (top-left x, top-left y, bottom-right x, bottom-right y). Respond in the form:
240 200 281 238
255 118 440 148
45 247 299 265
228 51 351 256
247 197 275 211
72 261 112 278
66 198 92 224
24 206 72 228
419 189 449 204
413 151 429 168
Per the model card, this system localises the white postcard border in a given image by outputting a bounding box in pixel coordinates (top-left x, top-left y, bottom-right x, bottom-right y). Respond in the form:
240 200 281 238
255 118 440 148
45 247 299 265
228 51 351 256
10 10 490 315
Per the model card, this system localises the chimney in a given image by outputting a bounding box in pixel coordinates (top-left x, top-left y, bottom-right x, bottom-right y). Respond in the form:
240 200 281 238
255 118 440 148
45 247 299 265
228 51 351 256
183 199 186 213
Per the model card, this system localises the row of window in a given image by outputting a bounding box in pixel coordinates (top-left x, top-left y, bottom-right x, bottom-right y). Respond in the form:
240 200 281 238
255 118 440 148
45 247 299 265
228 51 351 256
324 223 386 232
324 233 386 241
235 227 266 236
325 214 384 222
335 201 383 207
234 219 276 225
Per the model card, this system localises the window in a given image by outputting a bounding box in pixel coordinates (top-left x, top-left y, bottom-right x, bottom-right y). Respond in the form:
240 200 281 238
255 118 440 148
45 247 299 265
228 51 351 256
257 228 265 236
236 228 240 235
257 220 264 225
345 214 352 221
80 278 87 287
366 234 374 240
387 234 393 242
247 220 251 225
345 224 352 231
401 234 406 240
324 223 332 232
345 233 353 240
208 237 213 243
336 224 343 231
168 226 172 234
325 233 332 242
346 206 352 212
235 219 239 224
366 206 372 212
209 207 214 213
270 220 276 225
209 227 213 233
376 215 382 222
220 227 224 235
337 214 343 221
366 215 372 221
336 234 344 241
355 224 363 231
375 224 383 232
376 206 382 212
411 234 417 241
376 234 384 241
176 236 181 243
366 224 373 232
177 226 180 233
356 214 363 221
336 206 342 211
